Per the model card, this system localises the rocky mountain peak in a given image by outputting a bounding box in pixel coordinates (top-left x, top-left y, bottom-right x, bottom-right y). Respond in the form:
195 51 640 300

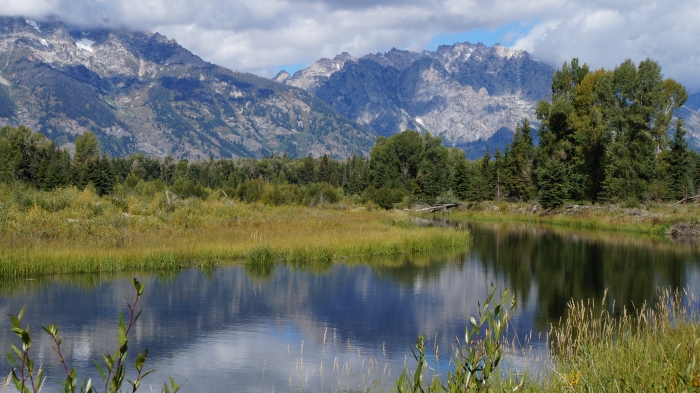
0 16 376 159
272 70 290 83
284 51 357 92
280 41 555 158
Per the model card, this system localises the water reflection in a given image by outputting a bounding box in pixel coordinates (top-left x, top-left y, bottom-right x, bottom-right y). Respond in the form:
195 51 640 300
0 222 698 391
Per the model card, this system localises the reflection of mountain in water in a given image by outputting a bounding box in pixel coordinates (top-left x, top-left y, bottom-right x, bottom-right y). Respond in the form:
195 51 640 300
0 223 698 391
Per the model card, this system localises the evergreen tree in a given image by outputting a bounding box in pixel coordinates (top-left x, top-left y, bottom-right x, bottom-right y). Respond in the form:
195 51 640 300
502 120 535 201
493 149 504 201
40 147 71 190
452 155 470 200
87 153 115 196
73 132 100 188
536 157 569 209
317 154 332 184
666 119 690 201
300 154 316 185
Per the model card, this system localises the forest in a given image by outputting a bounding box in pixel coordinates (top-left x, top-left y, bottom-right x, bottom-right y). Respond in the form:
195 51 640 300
0 58 697 210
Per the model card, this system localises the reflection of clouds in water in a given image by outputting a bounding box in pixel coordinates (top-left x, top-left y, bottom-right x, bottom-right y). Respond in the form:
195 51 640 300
149 324 402 392
71 329 91 364
2 223 698 391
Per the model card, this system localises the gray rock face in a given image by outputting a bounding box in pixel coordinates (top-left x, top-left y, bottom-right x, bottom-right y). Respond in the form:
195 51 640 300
0 17 376 159
281 44 700 157
280 43 554 157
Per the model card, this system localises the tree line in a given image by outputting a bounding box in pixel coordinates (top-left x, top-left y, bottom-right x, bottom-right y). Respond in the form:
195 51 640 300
0 58 698 209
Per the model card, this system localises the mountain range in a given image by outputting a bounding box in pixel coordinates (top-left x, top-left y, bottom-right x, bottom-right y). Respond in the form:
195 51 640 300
0 16 699 160
274 43 554 158
0 17 375 159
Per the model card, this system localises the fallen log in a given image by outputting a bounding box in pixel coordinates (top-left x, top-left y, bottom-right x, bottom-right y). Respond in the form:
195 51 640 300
415 203 461 213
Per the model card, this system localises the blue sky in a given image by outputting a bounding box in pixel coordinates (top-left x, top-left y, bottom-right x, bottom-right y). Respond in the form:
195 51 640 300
427 22 535 50
5 0 700 92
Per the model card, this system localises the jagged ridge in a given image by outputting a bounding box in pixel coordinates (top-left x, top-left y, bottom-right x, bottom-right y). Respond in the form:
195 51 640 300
0 17 376 159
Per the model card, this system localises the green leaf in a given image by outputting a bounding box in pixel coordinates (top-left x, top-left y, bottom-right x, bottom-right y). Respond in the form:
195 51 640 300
17 306 24 323
10 344 22 359
9 314 20 330
102 353 114 372
20 331 31 351
117 324 127 348
94 360 107 381
134 307 144 323
133 278 144 296
134 350 147 372
6 351 16 366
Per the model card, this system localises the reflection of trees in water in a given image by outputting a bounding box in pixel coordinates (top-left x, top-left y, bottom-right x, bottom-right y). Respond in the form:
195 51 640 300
0 225 696 379
370 251 466 285
468 222 694 330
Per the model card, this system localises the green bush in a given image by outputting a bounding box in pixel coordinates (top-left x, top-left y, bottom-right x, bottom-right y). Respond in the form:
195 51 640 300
373 186 405 210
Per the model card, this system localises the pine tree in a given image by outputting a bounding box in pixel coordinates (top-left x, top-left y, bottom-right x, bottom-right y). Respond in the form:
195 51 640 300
666 119 690 201
300 155 316 185
317 154 332 184
536 157 569 209
502 120 535 201
88 153 115 196
452 156 470 200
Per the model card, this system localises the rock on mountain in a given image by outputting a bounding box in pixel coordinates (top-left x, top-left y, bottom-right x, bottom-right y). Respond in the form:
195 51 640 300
279 43 554 158
280 45 700 158
0 17 376 159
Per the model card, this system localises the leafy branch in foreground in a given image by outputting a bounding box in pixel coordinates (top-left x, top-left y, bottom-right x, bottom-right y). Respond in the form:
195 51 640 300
394 285 521 392
5 278 181 393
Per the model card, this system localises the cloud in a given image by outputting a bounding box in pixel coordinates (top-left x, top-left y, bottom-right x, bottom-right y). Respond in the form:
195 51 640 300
2 0 699 91
512 1 700 92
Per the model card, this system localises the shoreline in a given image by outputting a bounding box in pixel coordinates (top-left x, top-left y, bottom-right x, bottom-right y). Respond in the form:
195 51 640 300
0 202 470 278
432 201 700 238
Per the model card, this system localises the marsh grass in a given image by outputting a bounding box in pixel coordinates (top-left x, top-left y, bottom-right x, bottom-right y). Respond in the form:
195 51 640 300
447 201 700 236
0 186 470 278
488 288 700 392
534 288 700 391
394 288 700 392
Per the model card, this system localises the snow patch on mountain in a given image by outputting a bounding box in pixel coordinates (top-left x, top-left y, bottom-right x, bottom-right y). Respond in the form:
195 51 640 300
75 39 95 52
25 19 40 32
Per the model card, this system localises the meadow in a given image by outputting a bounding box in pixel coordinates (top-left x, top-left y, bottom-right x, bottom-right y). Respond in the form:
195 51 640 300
0 183 469 278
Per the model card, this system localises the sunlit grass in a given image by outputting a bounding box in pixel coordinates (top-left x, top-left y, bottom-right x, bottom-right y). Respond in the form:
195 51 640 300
396 288 700 392
448 201 700 236
534 288 700 391
0 186 469 277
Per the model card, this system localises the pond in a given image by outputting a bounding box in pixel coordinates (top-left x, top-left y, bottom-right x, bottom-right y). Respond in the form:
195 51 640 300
1 222 699 392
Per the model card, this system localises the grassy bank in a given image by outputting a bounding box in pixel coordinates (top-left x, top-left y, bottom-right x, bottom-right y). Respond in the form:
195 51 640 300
535 289 700 391
0 186 469 278
443 201 700 236
397 288 700 392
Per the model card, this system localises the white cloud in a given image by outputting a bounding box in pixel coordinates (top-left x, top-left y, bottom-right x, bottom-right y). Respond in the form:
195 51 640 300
513 1 700 92
2 0 699 91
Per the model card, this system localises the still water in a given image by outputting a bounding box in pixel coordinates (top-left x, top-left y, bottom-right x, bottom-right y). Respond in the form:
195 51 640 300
1 222 700 392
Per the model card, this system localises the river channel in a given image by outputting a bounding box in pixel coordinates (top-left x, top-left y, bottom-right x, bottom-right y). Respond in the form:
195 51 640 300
1 222 699 392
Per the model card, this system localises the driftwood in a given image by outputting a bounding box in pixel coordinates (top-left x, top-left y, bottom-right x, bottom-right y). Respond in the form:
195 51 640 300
415 203 461 213
671 194 700 205
222 190 233 206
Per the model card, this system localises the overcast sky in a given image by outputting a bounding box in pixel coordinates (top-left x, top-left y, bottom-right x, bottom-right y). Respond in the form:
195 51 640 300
4 0 700 92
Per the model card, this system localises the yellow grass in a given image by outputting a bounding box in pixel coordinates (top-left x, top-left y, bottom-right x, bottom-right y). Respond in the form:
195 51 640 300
0 186 470 277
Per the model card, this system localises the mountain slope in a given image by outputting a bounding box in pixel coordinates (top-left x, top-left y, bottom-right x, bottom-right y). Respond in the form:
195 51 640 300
277 43 554 158
279 45 700 158
0 17 376 159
